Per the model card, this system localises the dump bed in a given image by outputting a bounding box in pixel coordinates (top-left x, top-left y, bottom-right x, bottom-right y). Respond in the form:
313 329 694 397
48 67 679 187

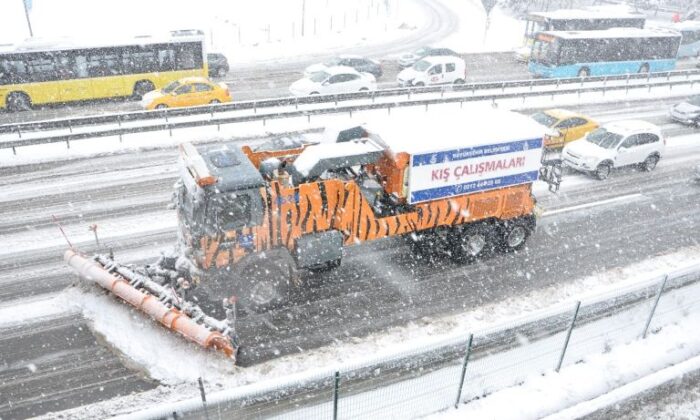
369 110 546 204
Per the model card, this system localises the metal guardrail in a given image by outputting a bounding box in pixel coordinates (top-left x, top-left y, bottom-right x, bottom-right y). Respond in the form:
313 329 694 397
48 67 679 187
1 68 700 144
119 262 700 420
2 70 700 153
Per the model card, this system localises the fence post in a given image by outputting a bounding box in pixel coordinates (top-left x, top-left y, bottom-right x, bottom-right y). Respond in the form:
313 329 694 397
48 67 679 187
198 377 210 420
556 301 580 373
333 371 340 420
642 275 668 339
454 334 474 409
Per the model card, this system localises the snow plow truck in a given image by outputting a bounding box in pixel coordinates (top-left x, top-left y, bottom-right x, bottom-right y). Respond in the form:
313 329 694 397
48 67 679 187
65 110 549 361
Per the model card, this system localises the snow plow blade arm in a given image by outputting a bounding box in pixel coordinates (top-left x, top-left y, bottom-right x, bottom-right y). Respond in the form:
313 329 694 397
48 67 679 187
64 249 236 359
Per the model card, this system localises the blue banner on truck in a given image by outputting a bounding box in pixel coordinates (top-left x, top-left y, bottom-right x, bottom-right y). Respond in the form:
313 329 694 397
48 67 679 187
408 138 543 204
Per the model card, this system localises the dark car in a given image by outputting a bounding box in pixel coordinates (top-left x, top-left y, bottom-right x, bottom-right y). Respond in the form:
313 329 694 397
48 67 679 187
304 55 383 79
207 53 229 78
398 46 460 67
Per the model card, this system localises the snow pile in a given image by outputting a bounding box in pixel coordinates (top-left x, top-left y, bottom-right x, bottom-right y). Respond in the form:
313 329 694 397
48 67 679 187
427 312 700 419
61 287 239 385
41 246 700 419
0 0 426 64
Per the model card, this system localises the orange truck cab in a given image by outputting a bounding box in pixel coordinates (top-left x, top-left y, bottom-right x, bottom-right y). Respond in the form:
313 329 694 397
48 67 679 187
174 110 547 311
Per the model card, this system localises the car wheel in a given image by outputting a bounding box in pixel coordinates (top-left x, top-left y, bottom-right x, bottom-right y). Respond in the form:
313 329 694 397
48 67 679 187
453 78 465 85
414 82 425 87
641 155 659 172
155 104 168 109
309 91 320 95
132 80 155 100
594 162 611 180
209 99 221 104
578 67 590 78
6 92 31 112
359 87 369 92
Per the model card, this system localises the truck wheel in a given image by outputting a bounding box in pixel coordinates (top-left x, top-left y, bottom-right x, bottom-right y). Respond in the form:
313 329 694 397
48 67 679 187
499 219 532 252
451 224 494 260
233 249 297 312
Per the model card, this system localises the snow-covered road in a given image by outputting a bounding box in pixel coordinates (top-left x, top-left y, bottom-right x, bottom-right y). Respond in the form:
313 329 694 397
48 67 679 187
1 95 700 418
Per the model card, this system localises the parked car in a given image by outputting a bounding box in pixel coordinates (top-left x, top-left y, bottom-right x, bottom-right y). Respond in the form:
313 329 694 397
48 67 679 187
531 109 599 149
207 53 230 78
398 46 460 68
669 95 700 127
396 56 466 87
305 55 382 79
562 120 665 180
141 77 231 110
289 66 376 96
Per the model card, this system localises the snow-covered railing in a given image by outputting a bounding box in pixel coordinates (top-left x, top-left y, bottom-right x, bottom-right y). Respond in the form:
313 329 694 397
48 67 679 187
121 261 700 420
2 68 700 154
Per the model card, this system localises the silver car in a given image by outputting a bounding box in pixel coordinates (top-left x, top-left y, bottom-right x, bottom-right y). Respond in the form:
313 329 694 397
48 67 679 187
670 95 700 126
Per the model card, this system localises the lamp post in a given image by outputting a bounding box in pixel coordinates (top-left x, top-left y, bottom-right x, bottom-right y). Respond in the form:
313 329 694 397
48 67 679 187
23 0 34 37
301 0 307 37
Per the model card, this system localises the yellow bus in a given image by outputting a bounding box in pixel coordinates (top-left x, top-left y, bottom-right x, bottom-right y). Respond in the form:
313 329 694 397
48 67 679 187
0 32 207 111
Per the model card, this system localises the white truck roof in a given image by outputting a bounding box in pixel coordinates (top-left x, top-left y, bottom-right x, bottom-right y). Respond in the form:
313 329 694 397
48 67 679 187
368 109 547 156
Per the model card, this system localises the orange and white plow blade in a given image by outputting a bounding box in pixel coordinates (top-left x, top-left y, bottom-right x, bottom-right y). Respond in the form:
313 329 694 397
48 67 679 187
64 250 235 359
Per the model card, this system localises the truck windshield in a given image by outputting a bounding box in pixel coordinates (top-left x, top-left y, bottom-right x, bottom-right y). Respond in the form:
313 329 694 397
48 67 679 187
212 193 252 231
585 128 623 149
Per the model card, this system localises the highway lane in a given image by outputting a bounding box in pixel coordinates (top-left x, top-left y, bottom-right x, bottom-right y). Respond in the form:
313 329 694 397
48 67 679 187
0 315 156 419
2 153 699 419
0 101 699 418
0 98 695 304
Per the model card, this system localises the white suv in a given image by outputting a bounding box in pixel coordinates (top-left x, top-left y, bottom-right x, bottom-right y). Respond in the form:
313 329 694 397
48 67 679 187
562 120 665 180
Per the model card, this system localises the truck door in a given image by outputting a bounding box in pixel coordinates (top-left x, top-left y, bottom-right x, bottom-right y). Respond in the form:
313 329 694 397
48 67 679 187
206 189 266 264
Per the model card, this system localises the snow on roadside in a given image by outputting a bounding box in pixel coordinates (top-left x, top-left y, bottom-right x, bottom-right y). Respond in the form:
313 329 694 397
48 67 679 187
433 0 524 53
1 0 425 65
0 210 176 257
38 246 700 419
426 312 700 420
0 294 74 328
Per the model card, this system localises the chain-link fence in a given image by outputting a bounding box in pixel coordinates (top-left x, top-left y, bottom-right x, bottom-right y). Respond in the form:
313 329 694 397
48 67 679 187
127 262 700 420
